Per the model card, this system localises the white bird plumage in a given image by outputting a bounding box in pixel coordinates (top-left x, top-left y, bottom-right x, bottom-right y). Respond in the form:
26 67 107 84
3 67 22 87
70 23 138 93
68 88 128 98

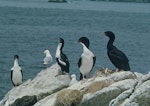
55 43 66 66
55 43 62 58
78 37 96 81
11 55 23 87
80 43 95 76
69 74 78 86
55 38 70 74
43 50 53 65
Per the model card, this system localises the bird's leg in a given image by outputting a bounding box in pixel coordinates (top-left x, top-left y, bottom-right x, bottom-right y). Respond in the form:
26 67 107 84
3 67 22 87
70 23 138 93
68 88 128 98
81 76 87 84
92 75 97 79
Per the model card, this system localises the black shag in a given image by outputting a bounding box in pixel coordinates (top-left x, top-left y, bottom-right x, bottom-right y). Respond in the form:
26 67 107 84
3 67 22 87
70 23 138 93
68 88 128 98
104 31 130 71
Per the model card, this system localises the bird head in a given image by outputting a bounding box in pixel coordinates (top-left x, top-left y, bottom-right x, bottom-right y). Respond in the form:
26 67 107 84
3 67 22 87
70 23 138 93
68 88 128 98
104 31 115 40
59 37 64 44
14 55 19 59
78 37 90 48
71 74 76 79
44 50 49 54
58 37 64 50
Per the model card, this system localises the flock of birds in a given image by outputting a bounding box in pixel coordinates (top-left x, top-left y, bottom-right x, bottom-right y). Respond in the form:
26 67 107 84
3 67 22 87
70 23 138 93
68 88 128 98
10 31 130 87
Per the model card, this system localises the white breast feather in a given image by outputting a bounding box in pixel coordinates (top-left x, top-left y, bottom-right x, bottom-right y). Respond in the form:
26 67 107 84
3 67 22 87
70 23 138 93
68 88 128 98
12 66 22 86
56 43 62 58
80 45 94 75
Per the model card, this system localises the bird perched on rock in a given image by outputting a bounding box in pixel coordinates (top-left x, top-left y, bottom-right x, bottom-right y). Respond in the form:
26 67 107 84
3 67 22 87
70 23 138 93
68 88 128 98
77 37 96 81
43 49 53 65
55 38 70 74
69 74 78 86
104 31 130 71
11 55 23 87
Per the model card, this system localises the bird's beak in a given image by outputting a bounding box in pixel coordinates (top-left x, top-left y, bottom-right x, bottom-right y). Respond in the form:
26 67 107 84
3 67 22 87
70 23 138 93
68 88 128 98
100 32 105 36
56 37 59 43
75 40 80 44
74 41 78 44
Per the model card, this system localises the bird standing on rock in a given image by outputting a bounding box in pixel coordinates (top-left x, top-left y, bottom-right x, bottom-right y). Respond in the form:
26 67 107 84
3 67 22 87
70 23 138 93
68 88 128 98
43 49 53 65
11 55 23 87
69 74 78 86
104 31 130 71
77 37 96 81
55 38 70 74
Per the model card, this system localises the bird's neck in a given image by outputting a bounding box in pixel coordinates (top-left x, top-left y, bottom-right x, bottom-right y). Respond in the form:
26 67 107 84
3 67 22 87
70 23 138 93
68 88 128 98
14 59 19 67
82 43 87 51
82 44 92 55
107 38 114 50
56 43 63 58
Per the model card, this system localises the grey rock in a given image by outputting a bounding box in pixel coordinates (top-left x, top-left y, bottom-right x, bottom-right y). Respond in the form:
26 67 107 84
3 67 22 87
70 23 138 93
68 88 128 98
10 96 37 106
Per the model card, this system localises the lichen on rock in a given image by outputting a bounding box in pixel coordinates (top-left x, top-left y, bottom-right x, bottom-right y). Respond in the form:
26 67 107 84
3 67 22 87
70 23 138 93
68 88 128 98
86 79 113 93
55 89 83 106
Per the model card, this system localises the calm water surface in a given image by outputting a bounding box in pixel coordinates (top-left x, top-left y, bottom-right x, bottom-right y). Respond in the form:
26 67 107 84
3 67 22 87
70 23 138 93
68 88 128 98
0 0 150 99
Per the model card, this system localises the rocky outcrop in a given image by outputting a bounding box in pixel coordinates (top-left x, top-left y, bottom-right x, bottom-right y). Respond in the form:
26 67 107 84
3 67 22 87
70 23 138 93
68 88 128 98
1 63 150 106
118 73 150 106
0 64 70 106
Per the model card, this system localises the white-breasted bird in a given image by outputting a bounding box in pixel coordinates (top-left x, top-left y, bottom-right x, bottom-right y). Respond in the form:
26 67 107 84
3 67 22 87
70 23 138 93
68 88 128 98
43 49 53 65
11 55 23 87
77 37 96 81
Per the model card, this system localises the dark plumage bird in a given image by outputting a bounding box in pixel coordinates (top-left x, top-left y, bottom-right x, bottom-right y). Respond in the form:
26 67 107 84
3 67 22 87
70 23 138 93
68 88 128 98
11 55 23 87
77 37 96 80
55 38 70 74
104 31 130 71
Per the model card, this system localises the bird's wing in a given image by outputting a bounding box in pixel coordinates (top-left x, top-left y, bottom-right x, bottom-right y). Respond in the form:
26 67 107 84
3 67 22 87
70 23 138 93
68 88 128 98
43 56 52 62
58 58 66 66
11 70 15 86
78 57 82 68
61 53 69 66
21 69 23 81
108 49 129 63
89 56 96 73
93 56 96 67
11 70 13 80
79 72 86 80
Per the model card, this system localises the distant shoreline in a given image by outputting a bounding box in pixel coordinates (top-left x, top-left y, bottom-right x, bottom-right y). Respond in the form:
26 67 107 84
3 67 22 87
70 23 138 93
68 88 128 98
89 0 150 3
48 0 150 3
0 1 150 14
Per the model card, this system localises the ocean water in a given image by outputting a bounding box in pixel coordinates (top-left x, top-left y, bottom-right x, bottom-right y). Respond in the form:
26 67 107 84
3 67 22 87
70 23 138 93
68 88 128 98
0 0 150 99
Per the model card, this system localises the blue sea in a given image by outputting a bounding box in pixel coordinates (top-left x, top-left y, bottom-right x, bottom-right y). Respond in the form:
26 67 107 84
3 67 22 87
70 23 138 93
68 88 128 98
0 0 150 99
